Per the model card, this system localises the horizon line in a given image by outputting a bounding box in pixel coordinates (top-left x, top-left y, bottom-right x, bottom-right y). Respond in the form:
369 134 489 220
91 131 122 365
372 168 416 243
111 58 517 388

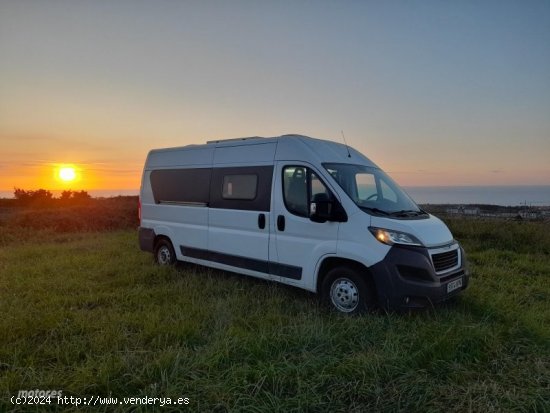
2 183 550 193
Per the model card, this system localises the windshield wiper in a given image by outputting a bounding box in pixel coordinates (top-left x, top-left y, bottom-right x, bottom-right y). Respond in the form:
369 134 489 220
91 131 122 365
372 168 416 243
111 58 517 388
361 206 391 216
389 209 425 217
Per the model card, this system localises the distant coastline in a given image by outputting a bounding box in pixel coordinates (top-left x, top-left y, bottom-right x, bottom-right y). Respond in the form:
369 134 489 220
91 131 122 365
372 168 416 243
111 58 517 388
0 189 140 199
1 185 549 206
404 185 550 206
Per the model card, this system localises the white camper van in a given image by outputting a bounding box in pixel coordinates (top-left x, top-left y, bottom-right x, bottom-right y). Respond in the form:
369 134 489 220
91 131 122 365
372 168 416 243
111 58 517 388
139 135 468 313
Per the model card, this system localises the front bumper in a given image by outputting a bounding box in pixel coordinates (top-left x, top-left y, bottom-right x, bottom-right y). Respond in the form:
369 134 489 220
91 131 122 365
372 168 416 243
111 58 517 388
369 242 469 310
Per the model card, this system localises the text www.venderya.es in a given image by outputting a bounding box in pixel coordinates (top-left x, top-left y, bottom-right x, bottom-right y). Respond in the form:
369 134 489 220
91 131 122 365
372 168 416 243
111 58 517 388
12 390 190 407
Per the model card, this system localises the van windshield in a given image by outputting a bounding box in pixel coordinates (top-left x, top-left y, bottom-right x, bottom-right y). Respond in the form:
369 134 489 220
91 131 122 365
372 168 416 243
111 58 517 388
323 163 426 218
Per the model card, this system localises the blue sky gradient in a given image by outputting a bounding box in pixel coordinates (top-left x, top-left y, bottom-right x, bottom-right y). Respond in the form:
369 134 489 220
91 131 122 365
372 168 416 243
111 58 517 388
1 0 549 189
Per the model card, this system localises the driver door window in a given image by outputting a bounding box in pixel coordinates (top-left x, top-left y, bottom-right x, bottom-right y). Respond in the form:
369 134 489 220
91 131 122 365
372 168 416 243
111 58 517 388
283 166 330 217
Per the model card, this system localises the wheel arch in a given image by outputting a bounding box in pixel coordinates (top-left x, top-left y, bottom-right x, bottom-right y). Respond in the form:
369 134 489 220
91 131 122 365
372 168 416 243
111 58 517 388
154 234 174 251
316 256 376 295
149 225 175 251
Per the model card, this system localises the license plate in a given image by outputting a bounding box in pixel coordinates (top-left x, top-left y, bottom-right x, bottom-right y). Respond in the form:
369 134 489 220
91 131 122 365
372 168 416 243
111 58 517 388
447 278 463 293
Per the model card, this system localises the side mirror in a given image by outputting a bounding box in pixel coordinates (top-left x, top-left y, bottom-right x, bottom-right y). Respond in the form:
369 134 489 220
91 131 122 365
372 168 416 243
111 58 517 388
310 194 333 223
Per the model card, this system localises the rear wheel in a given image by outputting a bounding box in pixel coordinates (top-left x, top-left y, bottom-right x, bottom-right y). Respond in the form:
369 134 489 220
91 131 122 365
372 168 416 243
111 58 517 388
154 239 176 265
322 266 375 314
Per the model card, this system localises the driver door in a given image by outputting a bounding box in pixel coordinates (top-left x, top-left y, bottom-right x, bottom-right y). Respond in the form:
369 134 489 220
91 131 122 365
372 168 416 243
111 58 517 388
270 163 339 289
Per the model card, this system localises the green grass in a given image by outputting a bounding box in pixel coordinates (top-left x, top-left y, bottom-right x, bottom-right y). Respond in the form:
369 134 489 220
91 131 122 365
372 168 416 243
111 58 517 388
0 219 549 412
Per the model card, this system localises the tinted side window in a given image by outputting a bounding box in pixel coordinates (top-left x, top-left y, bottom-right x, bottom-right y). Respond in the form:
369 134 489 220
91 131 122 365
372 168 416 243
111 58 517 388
210 166 273 211
222 174 257 200
150 168 211 204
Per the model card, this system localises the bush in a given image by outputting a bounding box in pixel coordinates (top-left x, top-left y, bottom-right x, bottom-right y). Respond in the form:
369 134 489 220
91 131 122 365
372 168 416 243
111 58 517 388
60 190 92 204
4 196 138 233
14 188 55 206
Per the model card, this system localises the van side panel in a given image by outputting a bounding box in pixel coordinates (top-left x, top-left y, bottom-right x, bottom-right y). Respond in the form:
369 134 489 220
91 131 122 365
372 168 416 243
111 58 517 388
205 165 274 280
205 209 270 272
143 205 209 259
140 167 210 258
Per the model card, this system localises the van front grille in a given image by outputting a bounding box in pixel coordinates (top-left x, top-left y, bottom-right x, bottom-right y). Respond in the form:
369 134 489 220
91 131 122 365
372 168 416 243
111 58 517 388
431 249 459 273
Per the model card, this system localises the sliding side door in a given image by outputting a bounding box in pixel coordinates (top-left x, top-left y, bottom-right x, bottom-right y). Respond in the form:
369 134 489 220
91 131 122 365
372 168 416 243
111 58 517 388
201 165 274 279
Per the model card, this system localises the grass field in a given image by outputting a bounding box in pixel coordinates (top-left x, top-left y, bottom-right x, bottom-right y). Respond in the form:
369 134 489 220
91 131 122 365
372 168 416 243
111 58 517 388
0 203 548 411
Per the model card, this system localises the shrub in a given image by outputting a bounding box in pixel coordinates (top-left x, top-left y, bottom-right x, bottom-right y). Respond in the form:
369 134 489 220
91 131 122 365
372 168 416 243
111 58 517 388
5 196 138 233
13 188 55 206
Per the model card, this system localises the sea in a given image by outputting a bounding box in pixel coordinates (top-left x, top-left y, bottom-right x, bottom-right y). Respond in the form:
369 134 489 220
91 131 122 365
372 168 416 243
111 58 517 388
0 189 139 199
403 185 550 206
1 186 550 206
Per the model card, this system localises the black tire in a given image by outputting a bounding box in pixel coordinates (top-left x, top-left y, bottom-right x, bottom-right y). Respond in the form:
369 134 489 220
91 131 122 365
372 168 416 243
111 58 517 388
321 265 376 314
154 238 176 265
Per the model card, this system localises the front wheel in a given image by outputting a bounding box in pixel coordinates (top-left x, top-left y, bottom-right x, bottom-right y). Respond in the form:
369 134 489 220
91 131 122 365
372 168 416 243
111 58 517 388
154 239 176 265
322 266 376 314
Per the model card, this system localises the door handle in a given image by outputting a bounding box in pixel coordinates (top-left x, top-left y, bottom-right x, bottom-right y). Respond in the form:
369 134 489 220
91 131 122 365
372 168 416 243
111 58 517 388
258 213 266 229
277 215 285 231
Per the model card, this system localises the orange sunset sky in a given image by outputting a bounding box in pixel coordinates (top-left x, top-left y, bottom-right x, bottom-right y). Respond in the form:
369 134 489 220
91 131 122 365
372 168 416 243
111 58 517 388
1 1 549 194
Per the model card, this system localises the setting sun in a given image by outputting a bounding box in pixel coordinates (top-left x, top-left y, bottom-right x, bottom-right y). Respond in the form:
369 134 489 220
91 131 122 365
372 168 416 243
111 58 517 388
59 167 76 182
54 164 81 186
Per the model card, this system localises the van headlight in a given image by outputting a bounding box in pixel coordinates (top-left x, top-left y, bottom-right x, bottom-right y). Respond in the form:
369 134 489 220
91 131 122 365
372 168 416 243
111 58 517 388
369 227 423 247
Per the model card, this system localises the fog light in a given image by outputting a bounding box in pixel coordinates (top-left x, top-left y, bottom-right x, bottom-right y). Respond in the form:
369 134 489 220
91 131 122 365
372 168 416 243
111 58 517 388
404 296 410 304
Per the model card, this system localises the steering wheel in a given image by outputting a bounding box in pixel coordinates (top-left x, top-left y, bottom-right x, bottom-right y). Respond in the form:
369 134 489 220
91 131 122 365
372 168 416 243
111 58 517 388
366 193 379 201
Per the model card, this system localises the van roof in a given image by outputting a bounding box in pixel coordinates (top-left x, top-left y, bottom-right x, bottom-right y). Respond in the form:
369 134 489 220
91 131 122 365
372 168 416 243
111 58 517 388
146 134 377 168
149 134 333 150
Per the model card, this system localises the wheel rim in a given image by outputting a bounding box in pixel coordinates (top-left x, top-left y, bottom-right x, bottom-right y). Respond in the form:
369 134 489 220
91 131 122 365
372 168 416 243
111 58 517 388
157 246 171 265
330 277 359 312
